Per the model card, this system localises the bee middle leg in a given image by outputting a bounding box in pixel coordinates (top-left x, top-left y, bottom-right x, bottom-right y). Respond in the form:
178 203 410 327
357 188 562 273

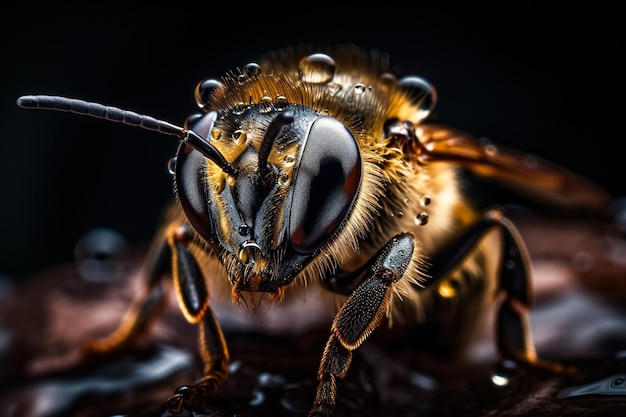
309 232 415 417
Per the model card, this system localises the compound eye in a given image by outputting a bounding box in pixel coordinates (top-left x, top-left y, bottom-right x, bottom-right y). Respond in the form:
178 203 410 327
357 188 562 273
289 117 361 253
174 143 212 243
186 110 217 140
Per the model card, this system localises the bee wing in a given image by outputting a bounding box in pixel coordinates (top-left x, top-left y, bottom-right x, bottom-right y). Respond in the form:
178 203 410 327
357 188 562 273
415 123 612 214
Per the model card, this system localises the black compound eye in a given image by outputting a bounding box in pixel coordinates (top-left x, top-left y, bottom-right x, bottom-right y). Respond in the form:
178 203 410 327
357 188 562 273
175 143 212 243
289 117 361 253
186 111 217 140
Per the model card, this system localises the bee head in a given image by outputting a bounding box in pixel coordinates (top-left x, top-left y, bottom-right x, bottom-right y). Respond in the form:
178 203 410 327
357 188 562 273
175 100 361 293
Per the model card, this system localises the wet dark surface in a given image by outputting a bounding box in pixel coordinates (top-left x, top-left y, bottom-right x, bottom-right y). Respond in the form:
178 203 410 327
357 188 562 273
1 211 626 417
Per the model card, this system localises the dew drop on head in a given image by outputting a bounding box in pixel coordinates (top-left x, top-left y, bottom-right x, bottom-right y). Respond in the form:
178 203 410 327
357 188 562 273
298 53 336 84
243 62 261 79
399 76 437 119
274 95 289 110
195 79 223 108
415 212 429 226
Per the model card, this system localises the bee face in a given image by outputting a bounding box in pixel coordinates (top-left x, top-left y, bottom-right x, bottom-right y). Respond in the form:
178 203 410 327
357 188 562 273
175 104 362 292
173 46 438 295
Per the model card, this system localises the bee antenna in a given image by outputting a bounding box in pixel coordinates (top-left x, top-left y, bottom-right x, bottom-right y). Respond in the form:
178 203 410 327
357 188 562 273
258 110 294 172
16 95 237 176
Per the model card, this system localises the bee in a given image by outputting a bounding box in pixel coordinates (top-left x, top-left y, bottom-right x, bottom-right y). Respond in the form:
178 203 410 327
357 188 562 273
16 45 612 417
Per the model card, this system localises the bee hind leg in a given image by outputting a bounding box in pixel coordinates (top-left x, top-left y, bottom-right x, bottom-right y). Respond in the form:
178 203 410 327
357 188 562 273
309 232 415 417
494 213 574 373
427 209 572 373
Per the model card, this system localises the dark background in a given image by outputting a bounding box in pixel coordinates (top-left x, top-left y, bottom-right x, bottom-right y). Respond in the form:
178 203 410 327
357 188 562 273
1 1 623 284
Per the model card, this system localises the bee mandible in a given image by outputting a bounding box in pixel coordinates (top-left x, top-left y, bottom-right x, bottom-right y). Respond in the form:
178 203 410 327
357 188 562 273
16 45 612 417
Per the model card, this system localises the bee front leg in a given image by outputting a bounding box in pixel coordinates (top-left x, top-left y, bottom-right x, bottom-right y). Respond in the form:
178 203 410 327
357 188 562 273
165 224 229 413
310 232 415 417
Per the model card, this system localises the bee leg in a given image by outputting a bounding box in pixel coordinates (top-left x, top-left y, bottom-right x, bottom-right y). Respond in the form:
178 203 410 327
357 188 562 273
81 232 171 356
426 209 570 372
492 214 573 372
165 225 229 413
309 232 415 417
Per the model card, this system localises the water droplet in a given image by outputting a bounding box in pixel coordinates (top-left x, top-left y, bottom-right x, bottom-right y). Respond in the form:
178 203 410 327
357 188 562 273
398 76 437 119
243 62 261 79
298 53 336 84
74 228 128 282
278 173 289 186
233 129 247 145
491 359 518 387
167 156 177 175
258 96 273 113
211 128 222 140
275 95 289 110
354 83 367 94
283 155 296 166
420 195 431 206
258 372 286 387
485 144 498 156
408 371 437 391
232 102 247 115
415 212 429 226
174 385 191 394
194 78 222 108
228 360 242 374
394 210 404 218
238 224 250 236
